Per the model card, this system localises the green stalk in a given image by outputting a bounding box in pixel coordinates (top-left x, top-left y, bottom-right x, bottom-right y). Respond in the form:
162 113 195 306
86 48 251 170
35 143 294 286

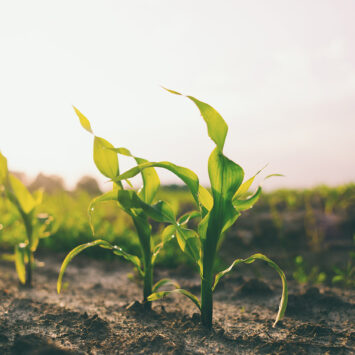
132 212 153 310
143 256 153 310
20 211 33 288
25 245 33 287
201 274 213 328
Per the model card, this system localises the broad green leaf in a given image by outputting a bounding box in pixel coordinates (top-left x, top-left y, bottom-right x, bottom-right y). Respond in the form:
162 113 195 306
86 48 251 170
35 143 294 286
198 185 213 211
175 226 201 265
73 106 93 134
0 152 8 184
148 288 201 310
187 96 228 151
208 149 244 208
200 149 244 244
57 239 112 293
152 278 180 292
93 136 119 179
9 175 36 214
212 253 288 327
115 161 200 205
88 190 120 235
163 88 228 151
136 157 160 205
234 186 262 212
15 243 26 284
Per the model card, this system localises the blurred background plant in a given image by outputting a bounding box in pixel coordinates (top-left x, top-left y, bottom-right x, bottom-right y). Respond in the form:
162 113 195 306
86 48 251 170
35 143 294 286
1 173 354 289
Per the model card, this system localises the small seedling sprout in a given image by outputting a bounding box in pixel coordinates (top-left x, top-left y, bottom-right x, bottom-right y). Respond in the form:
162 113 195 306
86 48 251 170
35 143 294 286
0 152 54 286
57 108 180 309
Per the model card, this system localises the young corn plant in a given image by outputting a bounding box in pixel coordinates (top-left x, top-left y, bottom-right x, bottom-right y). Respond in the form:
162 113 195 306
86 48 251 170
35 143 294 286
57 108 180 309
0 152 53 287
114 89 288 328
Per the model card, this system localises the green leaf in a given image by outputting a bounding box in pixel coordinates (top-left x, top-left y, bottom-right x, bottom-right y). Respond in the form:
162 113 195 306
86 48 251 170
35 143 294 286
152 278 180 292
93 136 119 179
32 189 44 206
0 152 8 184
161 224 176 242
109 147 133 156
187 96 228 151
233 186 262 212
73 106 93 134
198 185 213 211
111 245 142 273
117 190 176 224
9 175 36 214
164 88 228 151
136 157 160 205
148 288 201 310
88 190 120 235
57 239 112 293
233 164 267 200
15 243 26 284
175 226 201 265
212 253 288 327
265 173 284 180
151 225 176 264
178 210 201 225
332 275 344 283
115 161 200 205
200 149 244 251
108 148 160 204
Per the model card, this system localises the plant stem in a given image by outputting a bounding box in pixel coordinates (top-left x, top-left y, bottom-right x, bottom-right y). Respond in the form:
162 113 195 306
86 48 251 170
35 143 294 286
25 246 33 288
21 212 33 288
201 275 213 328
143 258 153 310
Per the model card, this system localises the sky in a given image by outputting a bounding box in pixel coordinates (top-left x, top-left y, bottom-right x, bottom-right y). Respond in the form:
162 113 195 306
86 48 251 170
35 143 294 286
0 0 354 190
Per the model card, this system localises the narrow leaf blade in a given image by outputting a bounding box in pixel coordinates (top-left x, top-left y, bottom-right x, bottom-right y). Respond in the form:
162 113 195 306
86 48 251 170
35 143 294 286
57 239 112 293
148 288 201 310
73 106 93 134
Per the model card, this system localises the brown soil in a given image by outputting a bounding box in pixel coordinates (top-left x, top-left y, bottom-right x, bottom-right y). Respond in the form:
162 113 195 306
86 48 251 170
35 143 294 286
0 255 354 354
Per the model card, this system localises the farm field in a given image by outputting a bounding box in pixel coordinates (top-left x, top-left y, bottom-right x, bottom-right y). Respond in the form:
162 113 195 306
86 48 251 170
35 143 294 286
0 184 354 354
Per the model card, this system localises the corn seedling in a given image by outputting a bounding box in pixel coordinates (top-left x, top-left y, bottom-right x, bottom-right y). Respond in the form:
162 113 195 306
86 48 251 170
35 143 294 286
114 89 288 328
57 108 180 309
0 152 53 286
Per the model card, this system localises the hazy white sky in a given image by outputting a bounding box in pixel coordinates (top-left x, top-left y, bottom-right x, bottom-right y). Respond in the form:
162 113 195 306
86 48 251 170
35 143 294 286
0 0 354 190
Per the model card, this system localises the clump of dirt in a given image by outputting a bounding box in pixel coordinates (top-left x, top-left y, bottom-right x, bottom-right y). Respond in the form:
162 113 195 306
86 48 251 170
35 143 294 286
0 254 354 354
11 333 76 355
